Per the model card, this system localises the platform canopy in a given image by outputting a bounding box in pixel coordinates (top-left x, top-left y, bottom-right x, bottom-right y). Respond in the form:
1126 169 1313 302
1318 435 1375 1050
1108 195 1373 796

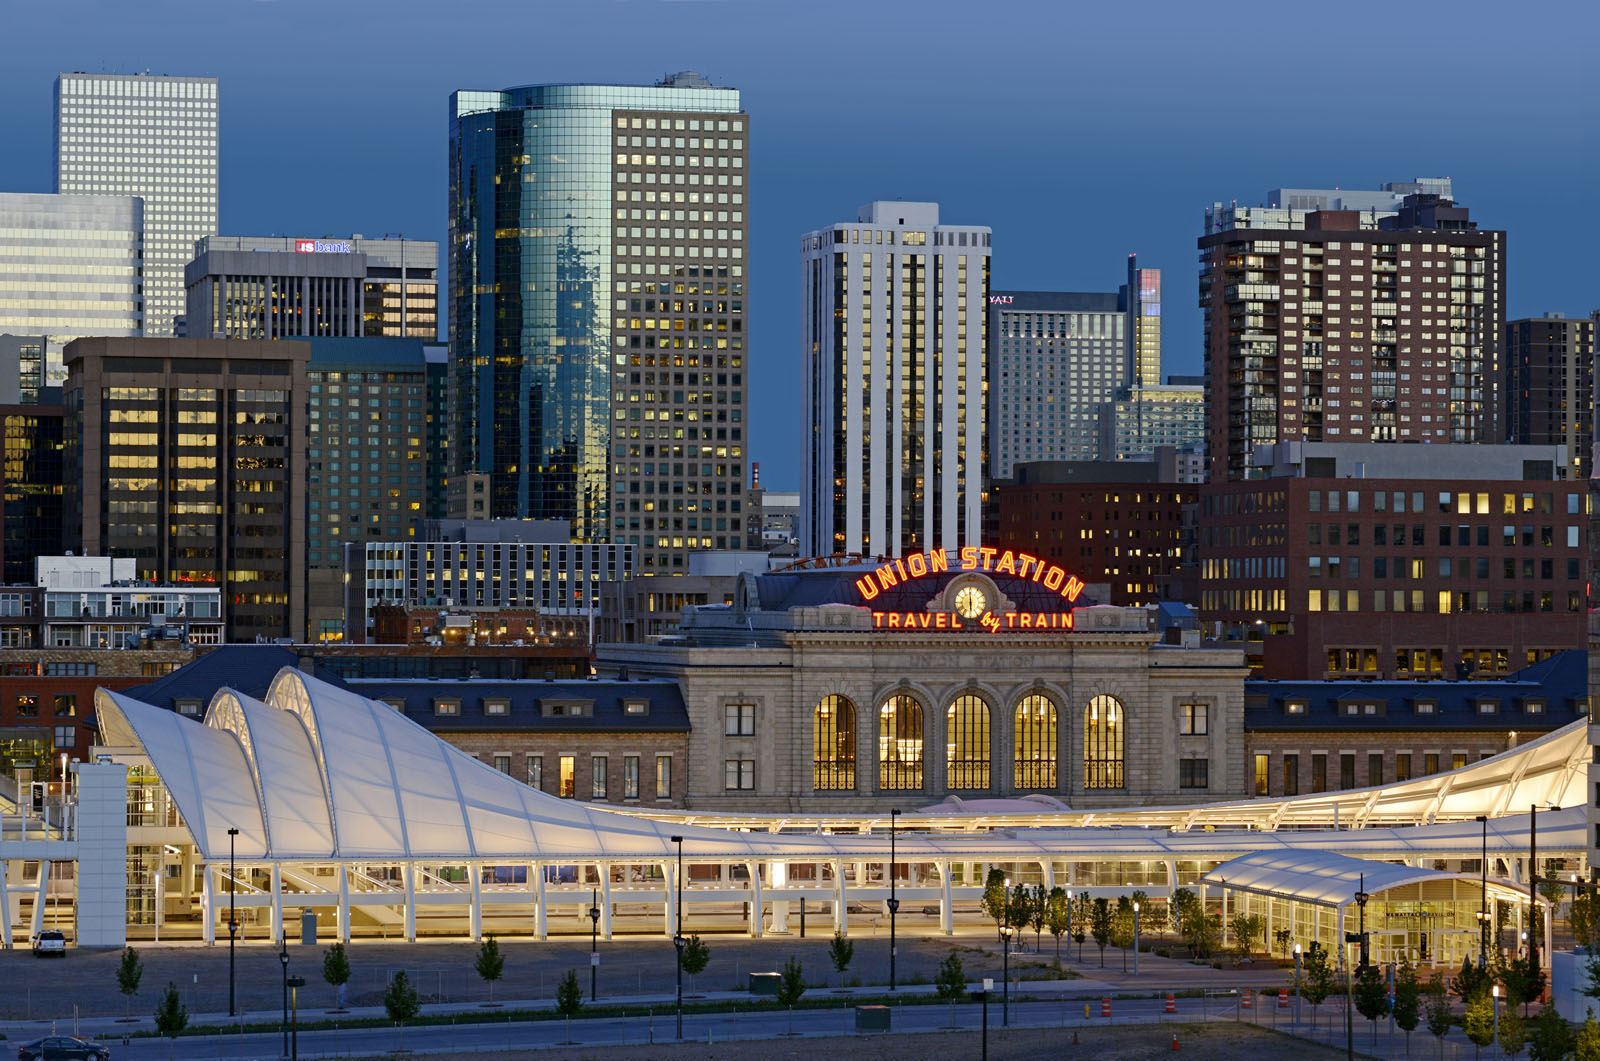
1200 849 1531 910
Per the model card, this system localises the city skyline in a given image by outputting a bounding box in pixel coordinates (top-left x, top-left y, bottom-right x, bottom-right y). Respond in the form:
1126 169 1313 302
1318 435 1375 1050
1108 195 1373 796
0 1 1593 492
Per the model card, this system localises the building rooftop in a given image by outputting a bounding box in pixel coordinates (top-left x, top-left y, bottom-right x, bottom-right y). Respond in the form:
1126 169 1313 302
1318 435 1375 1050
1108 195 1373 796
344 677 690 733
990 290 1120 313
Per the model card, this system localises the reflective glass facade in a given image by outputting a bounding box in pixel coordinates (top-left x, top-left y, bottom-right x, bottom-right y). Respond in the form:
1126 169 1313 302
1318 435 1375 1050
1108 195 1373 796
449 79 746 571
55 74 219 337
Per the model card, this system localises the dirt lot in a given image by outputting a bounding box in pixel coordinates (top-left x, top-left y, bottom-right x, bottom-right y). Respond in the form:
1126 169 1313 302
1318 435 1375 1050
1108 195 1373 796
393 1022 1356 1060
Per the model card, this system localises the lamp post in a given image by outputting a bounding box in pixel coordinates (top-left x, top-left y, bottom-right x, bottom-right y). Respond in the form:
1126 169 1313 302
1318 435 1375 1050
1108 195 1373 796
1492 983 1501 1040
1133 901 1141 975
1354 873 1371 972
286 974 304 1060
278 936 290 1061
1293 943 1302 1025
671 834 684 1041
887 808 900 992
1475 814 1489 968
1064 890 1073 964
1001 876 1013 1028
588 887 601 1002
228 826 239 1017
1531 802 1558 972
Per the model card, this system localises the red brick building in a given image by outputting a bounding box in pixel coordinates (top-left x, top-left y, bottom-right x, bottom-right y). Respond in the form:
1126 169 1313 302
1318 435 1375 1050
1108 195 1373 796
987 459 1196 606
1198 443 1586 679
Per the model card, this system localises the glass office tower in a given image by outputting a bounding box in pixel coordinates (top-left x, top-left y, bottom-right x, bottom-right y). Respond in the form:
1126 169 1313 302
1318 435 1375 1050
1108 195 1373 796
55 72 220 336
448 74 748 571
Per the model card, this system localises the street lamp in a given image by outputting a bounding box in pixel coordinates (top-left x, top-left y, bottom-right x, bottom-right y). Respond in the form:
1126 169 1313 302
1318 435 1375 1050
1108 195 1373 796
1475 815 1489 968
1133 901 1141 975
887 808 900 992
228 826 239 1017
1492 983 1501 1040
1531 802 1559 971
1064 890 1073 964
588 887 601 1002
1293 943 1302 1024
286 974 305 1060
671 834 684 1041
278 936 290 1060
1001 877 1013 1028
1354 873 1371 972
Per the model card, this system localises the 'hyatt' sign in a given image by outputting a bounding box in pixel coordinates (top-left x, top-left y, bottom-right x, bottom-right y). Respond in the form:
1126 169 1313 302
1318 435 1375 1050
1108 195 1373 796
295 239 353 254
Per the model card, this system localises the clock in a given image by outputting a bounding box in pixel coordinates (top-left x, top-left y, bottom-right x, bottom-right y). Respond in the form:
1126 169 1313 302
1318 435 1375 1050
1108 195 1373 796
954 585 987 619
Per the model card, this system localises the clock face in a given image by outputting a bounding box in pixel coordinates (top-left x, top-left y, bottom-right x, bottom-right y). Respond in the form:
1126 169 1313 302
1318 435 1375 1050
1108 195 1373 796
954 585 987 619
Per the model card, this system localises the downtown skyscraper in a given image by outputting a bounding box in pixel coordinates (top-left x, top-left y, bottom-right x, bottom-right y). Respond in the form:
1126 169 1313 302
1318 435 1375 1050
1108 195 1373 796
448 73 749 573
802 202 990 558
54 72 220 337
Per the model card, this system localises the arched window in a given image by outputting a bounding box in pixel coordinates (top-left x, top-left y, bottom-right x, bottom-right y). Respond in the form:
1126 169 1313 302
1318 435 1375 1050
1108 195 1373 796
1083 694 1124 789
813 695 856 790
878 694 924 790
945 694 991 790
1013 694 1057 789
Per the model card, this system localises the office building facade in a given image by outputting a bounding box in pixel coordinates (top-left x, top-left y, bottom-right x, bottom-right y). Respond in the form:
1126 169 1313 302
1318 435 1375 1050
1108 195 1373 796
449 74 749 572
1200 185 1504 481
987 290 1123 478
1098 380 1206 462
299 337 449 641
1122 255 1162 386
63 337 307 642
1505 313 1593 480
1198 443 1585 680
0 193 144 391
803 202 990 557
1 400 66 585
55 73 219 336
185 236 438 340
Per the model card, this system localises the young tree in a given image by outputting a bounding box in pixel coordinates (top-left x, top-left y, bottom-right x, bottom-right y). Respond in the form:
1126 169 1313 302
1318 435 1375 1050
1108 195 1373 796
982 869 1008 942
474 935 505 1004
1170 887 1198 946
1576 1010 1600 1061
1528 1004 1574 1061
775 955 806 1035
1498 1003 1527 1061
1229 913 1264 960
1463 991 1496 1060
116 946 144 1019
934 952 965 1027
1273 927 1293 959
1005 885 1032 945
1090 897 1113 967
1501 951 1546 1016
827 932 854 988
1071 896 1088 961
1112 896 1135 972
1353 963 1390 1047
1027 884 1047 952
1392 957 1422 1054
679 933 710 994
383 970 421 1052
321 941 352 1010
1573 891 1600 950
1044 888 1070 965
1300 941 1334 1030
1453 954 1492 1003
153 980 187 1054
1184 911 1222 960
555 969 582 1043
1425 974 1454 1059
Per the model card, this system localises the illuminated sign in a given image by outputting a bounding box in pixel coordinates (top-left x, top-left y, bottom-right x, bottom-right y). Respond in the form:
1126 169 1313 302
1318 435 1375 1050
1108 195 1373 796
989 295 1014 305
871 610 1075 633
295 239 353 254
853 546 1086 634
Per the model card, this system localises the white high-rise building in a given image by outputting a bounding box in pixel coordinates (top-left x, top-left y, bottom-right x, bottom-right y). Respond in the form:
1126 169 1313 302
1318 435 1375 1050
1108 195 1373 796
801 202 989 558
55 72 220 336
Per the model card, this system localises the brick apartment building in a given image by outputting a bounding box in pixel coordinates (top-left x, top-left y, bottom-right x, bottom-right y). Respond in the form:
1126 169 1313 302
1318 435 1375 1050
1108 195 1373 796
1200 442 1585 679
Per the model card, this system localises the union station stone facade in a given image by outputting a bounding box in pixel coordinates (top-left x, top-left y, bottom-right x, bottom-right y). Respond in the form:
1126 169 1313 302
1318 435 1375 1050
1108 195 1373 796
598 552 1249 812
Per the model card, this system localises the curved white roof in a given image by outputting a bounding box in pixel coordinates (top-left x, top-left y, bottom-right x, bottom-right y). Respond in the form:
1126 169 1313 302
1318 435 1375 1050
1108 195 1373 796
93 668 1590 867
1201 849 1532 909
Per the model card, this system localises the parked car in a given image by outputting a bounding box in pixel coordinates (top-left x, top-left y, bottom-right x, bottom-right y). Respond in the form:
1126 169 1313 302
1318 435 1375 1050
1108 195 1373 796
16 1036 110 1060
31 930 67 958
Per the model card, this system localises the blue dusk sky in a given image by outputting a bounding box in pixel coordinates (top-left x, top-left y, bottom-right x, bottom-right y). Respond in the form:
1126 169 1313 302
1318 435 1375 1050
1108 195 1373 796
1 0 1594 490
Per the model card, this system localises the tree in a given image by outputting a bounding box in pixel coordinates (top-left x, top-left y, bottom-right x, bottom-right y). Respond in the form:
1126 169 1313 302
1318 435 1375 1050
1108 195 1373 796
827 932 853 988
1089 898 1113 967
383 970 421 1052
153 980 187 1054
1573 891 1600 949
1005 885 1032 946
1528 1004 1574 1061
1273 927 1293 959
1112 896 1135 972
1044 888 1070 965
1183 911 1221 960
679 933 710 994
934 951 964 1026
1300 941 1335 1030
1229 913 1264 960
474 935 505 1003
982 869 1008 942
1501 951 1546 1016
1453 954 1493 1003
1170 887 1198 946
1071 896 1088 961
321 942 352 1010
775 955 806 1035
1576 1010 1600 1061
1425 974 1454 1059
1393 957 1422 1054
1027 884 1047 952
116 946 144 1019
1498 1003 1527 1061
555 969 582 1043
1353 963 1390 1047
1463 991 1496 1060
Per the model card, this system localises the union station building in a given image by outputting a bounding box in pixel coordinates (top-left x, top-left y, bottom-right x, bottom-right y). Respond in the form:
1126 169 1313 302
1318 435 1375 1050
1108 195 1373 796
598 546 1249 811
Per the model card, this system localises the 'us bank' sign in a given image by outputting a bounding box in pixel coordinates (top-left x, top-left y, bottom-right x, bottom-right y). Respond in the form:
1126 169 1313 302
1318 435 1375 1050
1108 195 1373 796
295 239 353 254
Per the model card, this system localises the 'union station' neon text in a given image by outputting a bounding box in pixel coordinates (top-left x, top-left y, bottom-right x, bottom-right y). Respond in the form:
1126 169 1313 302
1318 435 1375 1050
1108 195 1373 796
855 546 1085 603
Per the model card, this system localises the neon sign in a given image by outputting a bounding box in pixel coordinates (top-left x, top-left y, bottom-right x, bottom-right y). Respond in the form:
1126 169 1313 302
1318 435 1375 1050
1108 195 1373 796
295 239 353 254
855 546 1084 602
989 295 1014 305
